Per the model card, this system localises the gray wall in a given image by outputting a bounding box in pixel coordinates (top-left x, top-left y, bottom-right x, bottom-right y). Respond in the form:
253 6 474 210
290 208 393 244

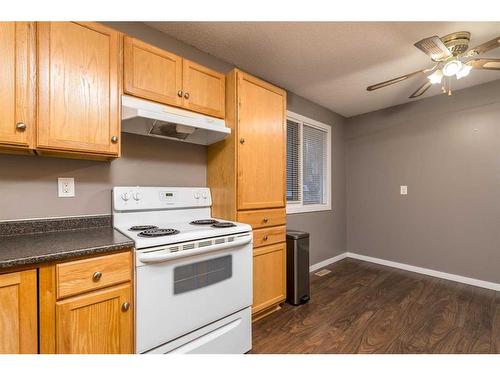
346 79 500 283
0 22 347 267
0 134 206 220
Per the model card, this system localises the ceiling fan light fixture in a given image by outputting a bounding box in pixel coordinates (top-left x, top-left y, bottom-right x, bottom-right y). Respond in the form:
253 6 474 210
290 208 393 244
428 69 443 84
456 64 472 79
443 60 463 77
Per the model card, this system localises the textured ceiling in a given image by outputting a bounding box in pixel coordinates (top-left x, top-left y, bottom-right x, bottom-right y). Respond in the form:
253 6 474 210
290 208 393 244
146 22 500 117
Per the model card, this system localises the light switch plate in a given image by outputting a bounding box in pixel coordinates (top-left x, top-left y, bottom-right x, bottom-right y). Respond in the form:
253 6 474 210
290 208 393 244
400 185 408 195
58 178 75 197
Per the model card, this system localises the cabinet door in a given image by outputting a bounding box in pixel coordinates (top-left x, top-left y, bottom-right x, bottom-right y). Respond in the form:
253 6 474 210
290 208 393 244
182 59 225 118
37 22 121 156
237 72 286 210
252 242 286 314
124 36 183 107
56 283 133 354
0 270 38 354
0 22 35 149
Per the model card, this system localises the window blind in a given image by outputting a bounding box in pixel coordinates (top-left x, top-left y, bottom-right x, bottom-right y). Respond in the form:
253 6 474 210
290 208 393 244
286 119 301 202
302 124 327 205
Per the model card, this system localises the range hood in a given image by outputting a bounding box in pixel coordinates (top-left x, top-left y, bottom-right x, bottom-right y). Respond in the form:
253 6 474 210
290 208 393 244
121 95 230 145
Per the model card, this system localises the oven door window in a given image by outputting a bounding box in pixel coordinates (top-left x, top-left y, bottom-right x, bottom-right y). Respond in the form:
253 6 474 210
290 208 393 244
173 255 232 294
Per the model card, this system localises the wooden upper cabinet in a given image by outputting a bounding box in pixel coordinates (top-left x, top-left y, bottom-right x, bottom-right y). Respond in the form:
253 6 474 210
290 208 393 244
182 59 225 118
123 37 225 118
237 72 286 210
0 270 38 354
37 22 121 157
123 36 183 107
0 22 35 150
55 283 133 354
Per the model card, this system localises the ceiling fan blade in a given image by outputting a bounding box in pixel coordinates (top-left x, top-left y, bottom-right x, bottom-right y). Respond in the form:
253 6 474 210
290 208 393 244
466 58 500 71
414 36 453 61
408 81 432 99
466 36 500 56
367 70 424 91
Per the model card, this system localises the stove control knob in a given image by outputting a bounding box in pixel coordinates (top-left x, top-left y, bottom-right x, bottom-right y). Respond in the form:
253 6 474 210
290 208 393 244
132 192 141 201
202 192 208 199
194 192 200 199
121 192 130 201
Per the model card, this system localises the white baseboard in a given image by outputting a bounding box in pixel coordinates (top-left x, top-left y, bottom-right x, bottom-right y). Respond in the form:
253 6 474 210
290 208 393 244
309 253 347 272
309 251 500 291
346 252 500 292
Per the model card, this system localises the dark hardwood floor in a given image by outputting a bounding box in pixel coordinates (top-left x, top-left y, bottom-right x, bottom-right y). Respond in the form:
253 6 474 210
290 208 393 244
252 258 500 354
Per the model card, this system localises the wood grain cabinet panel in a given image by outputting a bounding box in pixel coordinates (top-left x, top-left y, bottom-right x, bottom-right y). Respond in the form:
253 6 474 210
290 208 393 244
182 59 225 118
123 36 183 107
0 22 35 151
37 22 121 157
55 283 133 354
252 225 286 248
0 270 38 354
237 72 286 210
208 69 287 320
252 243 286 315
56 252 132 299
237 208 286 229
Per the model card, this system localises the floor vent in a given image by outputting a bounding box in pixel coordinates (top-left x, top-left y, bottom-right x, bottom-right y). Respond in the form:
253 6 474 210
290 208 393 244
314 269 332 277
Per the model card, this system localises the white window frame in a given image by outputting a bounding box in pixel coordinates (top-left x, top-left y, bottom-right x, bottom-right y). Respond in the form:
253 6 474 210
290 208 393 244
286 110 332 214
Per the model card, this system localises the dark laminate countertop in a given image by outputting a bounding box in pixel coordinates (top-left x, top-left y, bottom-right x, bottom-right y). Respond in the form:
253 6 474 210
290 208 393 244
0 216 134 270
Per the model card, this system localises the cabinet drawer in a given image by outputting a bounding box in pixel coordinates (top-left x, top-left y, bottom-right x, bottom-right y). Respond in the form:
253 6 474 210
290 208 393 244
252 225 286 248
237 208 286 229
56 251 132 299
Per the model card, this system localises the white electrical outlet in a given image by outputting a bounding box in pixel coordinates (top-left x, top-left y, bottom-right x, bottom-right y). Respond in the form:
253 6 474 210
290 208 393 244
58 178 75 197
400 185 408 196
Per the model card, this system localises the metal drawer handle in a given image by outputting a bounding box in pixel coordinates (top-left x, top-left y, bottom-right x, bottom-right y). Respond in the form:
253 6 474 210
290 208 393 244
239 138 245 144
184 92 190 99
122 302 130 312
263 235 269 241
177 90 183 97
92 272 102 282
263 217 269 223
16 122 27 131
111 136 119 143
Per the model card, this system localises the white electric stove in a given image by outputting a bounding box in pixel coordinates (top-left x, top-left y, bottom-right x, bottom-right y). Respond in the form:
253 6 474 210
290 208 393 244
113 186 253 354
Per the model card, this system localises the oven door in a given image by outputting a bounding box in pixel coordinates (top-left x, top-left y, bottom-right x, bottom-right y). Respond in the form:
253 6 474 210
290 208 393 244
135 233 253 354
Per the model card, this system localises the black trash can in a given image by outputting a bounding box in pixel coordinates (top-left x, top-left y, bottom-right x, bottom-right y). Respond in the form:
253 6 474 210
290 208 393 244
286 230 310 305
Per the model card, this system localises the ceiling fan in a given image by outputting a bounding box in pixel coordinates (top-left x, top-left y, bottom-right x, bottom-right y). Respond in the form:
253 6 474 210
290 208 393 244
367 31 500 98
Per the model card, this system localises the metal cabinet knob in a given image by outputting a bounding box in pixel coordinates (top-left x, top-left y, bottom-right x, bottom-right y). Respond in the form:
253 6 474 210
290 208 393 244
16 122 27 131
92 272 102 282
111 136 119 143
122 302 130 312
239 138 245 144
184 92 190 99
263 217 269 223
263 235 269 241
177 90 184 97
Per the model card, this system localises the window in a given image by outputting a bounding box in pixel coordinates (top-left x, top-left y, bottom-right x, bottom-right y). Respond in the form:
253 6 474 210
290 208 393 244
286 111 331 214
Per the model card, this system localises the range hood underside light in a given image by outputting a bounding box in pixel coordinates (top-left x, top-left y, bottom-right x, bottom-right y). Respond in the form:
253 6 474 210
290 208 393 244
121 95 230 146
121 117 230 145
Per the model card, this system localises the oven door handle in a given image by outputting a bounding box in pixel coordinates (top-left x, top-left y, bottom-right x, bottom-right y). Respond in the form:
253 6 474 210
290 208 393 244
137 235 252 264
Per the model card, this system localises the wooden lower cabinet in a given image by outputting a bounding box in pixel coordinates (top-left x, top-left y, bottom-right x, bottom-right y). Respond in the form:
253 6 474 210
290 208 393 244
39 250 134 354
252 242 286 321
0 270 38 354
56 283 133 354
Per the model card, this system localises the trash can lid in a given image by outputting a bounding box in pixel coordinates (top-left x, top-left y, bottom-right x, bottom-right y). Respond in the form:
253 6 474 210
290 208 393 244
286 229 309 239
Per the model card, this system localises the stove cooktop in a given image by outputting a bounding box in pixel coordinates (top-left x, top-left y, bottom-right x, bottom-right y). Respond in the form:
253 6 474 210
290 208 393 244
115 218 252 249
137 228 180 237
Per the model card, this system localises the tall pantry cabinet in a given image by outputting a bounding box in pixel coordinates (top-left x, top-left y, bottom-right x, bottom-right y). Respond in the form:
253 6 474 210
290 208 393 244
208 69 287 321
